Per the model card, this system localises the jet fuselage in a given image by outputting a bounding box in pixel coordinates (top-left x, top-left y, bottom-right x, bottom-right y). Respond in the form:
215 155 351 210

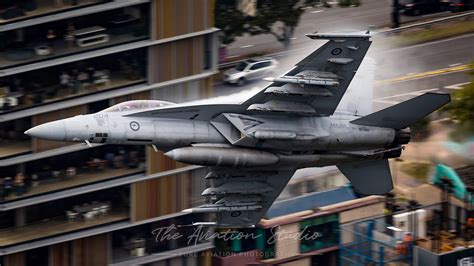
25 109 407 170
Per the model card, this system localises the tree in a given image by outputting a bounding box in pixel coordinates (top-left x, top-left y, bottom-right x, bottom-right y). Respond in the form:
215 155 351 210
443 62 474 138
215 0 322 48
410 116 431 140
247 0 321 48
215 0 249 45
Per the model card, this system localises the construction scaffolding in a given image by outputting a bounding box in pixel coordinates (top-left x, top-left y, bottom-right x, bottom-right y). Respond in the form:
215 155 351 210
340 218 412 266
340 199 473 266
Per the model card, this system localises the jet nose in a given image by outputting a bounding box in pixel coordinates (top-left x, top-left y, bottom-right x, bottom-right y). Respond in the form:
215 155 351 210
25 120 66 141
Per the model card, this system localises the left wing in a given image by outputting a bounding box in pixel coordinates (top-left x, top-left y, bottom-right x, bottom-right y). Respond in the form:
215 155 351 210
242 32 372 116
185 168 296 227
124 32 372 120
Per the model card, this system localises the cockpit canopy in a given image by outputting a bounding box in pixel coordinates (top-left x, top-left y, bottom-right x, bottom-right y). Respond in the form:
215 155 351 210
102 100 174 113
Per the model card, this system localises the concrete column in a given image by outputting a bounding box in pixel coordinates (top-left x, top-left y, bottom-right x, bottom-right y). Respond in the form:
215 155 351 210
15 207 26 227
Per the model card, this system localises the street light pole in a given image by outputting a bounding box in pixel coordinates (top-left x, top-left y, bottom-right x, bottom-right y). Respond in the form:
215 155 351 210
392 0 400 28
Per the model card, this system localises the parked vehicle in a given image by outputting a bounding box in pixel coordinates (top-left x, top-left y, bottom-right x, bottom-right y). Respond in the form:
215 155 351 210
223 57 278 86
448 0 474 12
400 0 442 15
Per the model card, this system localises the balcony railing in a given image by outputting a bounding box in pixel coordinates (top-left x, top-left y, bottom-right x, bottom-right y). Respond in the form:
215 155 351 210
0 183 130 247
1 146 146 203
0 47 147 114
111 214 210 263
0 209 128 247
0 140 30 159
1 72 146 114
0 28 148 71
0 3 149 70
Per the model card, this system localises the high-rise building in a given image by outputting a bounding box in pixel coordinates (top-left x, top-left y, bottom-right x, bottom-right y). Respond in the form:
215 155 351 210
0 1 217 265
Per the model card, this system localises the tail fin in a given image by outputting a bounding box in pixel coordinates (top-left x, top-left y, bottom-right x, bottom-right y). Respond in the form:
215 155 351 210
338 159 392 195
351 93 450 129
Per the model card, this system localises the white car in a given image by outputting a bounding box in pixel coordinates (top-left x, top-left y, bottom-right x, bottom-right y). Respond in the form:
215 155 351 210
223 57 278 86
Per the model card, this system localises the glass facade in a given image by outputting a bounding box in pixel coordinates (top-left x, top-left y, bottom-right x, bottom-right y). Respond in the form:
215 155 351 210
0 3 149 70
0 145 145 202
0 47 147 114
111 213 208 263
299 214 340 253
0 185 130 247
0 1 111 25
0 0 217 264
0 118 31 159
213 227 276 260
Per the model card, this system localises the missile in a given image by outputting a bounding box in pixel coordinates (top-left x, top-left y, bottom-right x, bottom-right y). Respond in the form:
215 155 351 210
201 182 273 196
164 147 279 167
253 130 297 140
182 205 262 213
264 76 339 86
216 195 262 206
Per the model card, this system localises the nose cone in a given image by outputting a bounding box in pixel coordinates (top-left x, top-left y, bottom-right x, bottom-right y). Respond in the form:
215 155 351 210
25 120 66 141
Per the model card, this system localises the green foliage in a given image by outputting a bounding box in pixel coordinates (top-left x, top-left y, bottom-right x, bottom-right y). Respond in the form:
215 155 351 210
444 62 474 133
247 0 321 47
411 116 431 140
215 0 249 45
215 0 321 47
400 162 431 182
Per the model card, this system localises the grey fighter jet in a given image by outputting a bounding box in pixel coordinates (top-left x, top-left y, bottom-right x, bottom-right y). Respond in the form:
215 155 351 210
25 32 450 227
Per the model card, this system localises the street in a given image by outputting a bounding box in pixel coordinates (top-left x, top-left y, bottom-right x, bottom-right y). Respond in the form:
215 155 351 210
226 0 459 57
214 33 474 111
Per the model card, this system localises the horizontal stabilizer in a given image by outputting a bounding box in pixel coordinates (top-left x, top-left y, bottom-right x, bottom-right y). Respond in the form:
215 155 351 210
338 159 393 195
351 93 450 129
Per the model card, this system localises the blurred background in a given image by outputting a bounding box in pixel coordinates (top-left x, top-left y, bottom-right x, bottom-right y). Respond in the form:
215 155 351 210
0 0 472 265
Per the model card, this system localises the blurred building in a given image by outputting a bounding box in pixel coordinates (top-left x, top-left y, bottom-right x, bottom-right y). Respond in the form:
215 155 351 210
211 183 474 266
0 0 218 265
211 189 386 265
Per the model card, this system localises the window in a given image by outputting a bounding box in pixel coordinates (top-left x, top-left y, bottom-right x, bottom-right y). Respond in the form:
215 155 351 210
88 99 110 113
299 214 339 253
261 61 272 68
250 62 264 70
26 247 49 266
204 34 212 70
0 3 150 70
235 62 249 71
0 48 148 115
102 100 173 113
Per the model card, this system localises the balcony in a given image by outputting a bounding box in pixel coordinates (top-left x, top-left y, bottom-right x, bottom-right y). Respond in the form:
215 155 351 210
0 2 149 70
0 117 31 159
1 145 146 203
0 185 130 247
0 47 147 114
111 214 209 263
0 0 111 26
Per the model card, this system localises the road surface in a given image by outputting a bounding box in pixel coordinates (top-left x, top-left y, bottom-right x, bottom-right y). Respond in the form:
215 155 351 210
226 0 460 57
214 33 474 109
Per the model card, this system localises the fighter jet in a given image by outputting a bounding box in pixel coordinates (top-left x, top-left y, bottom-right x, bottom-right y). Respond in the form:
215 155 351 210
25 32 450 227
